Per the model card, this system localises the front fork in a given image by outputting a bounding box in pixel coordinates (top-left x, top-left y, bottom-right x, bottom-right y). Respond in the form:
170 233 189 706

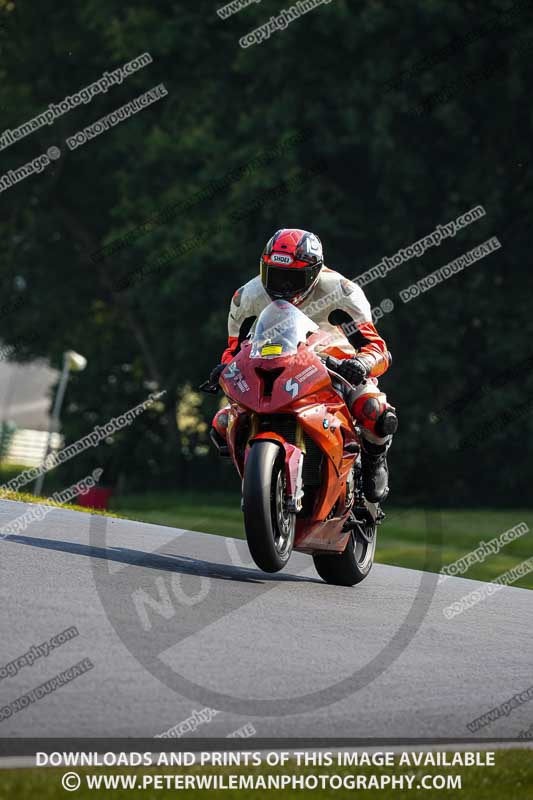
245 422 305 513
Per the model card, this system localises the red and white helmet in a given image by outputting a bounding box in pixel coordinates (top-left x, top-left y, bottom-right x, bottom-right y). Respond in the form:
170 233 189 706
260 228 323 305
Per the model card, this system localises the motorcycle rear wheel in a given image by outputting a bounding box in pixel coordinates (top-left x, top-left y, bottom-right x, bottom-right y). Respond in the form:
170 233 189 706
313 520 377 586
243 441 296 573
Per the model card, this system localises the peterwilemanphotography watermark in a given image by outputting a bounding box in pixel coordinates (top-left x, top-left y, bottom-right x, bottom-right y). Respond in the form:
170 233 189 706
66 83 168 152
398 236 501 304
443 555 533 619
0 626 79 680
0 658 94 723
355 206 486 288
438 522 528 582
0 469 103 539
1 391 165 495
0 53 153 151
217 0 261 21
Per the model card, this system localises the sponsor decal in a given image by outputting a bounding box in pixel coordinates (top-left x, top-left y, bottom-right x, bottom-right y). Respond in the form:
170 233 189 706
225 362 239 378
224 361 249 392
261 344 283 356
271 253 293 265
284 378 299 398
295 365 319 383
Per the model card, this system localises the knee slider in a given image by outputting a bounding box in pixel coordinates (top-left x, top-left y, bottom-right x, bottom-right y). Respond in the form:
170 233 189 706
375 409 398 437
213 410 229 435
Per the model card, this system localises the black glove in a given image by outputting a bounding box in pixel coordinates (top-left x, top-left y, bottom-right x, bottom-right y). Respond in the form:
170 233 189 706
209 363 225 385
326 356 369 386
199 363 225 394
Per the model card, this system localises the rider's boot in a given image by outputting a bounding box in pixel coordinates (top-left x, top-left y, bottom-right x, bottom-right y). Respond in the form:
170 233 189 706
361 439 390 503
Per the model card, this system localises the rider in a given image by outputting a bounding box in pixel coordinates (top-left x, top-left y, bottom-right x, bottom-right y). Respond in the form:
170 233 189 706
209 228 398 503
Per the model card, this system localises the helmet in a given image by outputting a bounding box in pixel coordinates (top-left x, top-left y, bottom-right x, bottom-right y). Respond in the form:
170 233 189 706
260 228 323 305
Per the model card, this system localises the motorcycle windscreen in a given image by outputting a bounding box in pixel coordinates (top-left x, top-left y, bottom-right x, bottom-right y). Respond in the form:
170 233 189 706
249 299 319 359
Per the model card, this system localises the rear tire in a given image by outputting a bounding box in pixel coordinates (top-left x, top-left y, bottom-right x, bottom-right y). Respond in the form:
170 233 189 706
243 441 296 573
313 521 377 586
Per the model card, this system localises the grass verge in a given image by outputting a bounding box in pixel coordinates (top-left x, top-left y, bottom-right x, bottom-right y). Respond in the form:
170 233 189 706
0 750 531 799
0 489 118 519
2 478 530 589
110 492 533 589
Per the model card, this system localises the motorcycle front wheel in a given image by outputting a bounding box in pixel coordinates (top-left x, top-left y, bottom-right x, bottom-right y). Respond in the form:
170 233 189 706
243 441 296 573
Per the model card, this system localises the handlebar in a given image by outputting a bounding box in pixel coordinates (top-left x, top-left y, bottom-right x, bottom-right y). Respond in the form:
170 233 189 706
200 354 365 396
198 379 220 395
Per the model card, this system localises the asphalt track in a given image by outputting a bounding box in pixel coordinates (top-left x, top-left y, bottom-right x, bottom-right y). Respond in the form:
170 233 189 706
1 499 532 741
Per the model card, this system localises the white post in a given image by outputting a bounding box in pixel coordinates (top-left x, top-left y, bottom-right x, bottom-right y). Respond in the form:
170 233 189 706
33 354 70 496
33 351 87 496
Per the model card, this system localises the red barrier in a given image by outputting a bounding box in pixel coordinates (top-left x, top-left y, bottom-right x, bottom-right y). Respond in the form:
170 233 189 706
76 487 113 510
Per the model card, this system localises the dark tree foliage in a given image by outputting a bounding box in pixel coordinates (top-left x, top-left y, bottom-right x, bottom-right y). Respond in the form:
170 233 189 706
0 0 531 504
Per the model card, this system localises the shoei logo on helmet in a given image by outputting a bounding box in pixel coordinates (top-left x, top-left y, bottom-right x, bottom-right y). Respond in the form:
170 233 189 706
271 253 293 265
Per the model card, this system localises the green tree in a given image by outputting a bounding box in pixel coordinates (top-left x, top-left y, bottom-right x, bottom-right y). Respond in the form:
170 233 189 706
0 0 531 503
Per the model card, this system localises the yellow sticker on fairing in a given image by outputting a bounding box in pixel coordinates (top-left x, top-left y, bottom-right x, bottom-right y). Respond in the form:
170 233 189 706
261 344 283 356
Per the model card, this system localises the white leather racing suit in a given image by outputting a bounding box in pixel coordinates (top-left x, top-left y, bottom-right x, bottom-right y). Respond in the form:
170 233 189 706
217 267 394 444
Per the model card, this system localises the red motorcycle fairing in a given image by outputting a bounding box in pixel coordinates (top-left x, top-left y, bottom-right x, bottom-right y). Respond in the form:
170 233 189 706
220 338 360 554
219 339 332 414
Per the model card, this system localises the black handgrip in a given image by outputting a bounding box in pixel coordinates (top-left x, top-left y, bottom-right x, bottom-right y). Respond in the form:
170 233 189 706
198 379 220 395
325 355 343 371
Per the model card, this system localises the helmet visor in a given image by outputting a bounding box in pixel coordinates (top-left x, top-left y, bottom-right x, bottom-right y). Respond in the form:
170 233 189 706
261 262 321 300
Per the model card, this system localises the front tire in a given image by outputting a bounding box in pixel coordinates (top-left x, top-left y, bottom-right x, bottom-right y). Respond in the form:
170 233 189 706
313 521 377 586
243 441 296 573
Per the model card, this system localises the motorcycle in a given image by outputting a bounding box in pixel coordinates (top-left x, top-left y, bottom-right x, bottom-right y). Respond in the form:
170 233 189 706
201 299 384 586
